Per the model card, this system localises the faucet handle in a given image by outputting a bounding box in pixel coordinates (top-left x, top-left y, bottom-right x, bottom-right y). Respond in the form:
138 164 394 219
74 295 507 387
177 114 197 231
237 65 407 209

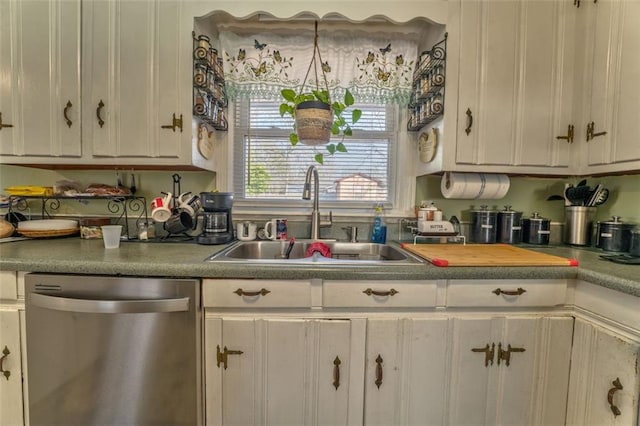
320 210 333 228
342 226 358 243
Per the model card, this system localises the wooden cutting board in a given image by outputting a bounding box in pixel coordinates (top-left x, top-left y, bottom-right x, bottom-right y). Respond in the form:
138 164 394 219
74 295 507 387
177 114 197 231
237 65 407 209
400 243 578 267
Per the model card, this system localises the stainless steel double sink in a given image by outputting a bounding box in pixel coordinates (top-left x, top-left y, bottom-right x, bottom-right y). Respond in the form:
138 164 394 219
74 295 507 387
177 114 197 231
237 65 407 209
206 240 425 265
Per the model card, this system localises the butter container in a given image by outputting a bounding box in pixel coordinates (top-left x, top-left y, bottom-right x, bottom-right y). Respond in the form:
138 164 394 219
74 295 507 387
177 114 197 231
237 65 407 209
79 218 111 239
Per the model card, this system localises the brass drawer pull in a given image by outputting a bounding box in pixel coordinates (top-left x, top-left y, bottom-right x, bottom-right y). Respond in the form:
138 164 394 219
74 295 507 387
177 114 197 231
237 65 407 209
497 343 525 367
0 112 14 130
363 288 398 297
63 100 73 128
96 100 105 128
556 124 574 143
492 287 526 296
161 113 183 132
216 345 244 370
375 354 383 388
465 108 473 135
0 346 10 380
233 288 271 297
471 343 495 367
333 356 341 390
607 378 623 417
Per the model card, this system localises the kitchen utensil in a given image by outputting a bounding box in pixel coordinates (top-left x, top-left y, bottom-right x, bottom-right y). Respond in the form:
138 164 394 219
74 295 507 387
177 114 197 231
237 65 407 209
285 237 296 259
564 206 596 246
469 205 498 244
497 205 522 244
130 172 137 194
584 184 602 207
546 195 565 201
596 216 634 252
522 212 551 245
565 185 592 206
592 188 609 206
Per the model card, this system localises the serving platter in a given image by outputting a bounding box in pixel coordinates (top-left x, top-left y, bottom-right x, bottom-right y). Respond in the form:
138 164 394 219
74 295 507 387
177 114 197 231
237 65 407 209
18 228 79 238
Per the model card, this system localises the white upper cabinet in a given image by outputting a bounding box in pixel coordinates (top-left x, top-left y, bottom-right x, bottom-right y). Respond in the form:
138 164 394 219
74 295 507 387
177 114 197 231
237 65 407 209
0 0 81 159
438 0 576 175
577 0 640 174
83 0 212 169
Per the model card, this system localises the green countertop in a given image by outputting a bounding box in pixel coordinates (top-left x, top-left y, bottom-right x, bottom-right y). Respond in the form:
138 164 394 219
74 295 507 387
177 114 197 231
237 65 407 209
1 238 638 297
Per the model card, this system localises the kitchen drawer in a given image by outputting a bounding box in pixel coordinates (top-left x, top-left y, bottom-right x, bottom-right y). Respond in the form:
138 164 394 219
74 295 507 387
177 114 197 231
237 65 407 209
323 280 437 308
446 279 567 307
203 279 312 308
0 271 18 300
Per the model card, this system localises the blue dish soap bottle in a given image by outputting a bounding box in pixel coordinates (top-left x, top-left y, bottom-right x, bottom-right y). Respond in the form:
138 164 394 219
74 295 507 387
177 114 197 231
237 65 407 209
371 204 387 243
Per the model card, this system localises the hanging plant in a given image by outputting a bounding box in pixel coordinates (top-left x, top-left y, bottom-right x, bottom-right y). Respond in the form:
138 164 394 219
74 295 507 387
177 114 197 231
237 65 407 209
279 21 361 164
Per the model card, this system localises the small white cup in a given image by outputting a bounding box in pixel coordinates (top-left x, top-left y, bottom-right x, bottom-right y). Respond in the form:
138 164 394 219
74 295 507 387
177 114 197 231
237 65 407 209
237 221 257 241
101 225 122 249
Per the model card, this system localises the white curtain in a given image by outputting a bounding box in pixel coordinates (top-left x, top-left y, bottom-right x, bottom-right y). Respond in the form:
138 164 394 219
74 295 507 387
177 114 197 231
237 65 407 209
219 28 417 104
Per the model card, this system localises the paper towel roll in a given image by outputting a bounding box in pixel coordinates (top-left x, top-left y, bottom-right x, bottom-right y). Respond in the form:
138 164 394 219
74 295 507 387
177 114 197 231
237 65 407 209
441 172 510 199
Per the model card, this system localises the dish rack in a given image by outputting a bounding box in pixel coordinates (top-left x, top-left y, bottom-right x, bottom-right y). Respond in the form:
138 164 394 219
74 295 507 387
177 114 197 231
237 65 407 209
7 195 148 240
398 218 466 245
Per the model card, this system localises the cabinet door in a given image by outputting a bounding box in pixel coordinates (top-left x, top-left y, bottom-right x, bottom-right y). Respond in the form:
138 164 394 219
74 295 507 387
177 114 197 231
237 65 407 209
205 317 365 426
83 0 185 160
456 0 575 172
584 0 640 171
567 318 640 426
364 318 450 426
0 309 24 426
448 316 573 425
0 0 81 158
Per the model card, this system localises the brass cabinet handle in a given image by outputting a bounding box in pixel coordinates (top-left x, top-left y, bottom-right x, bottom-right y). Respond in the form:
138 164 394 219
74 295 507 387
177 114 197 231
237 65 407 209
586 121 607 141
363 288 398 297
96 100 105 128
0 346 10 380
465 108 473 135
375 354 383 389
556 124 574 143
233 288 271 297
471 343 495 367
497 343 525 367
0 112 14 130
63 100 73 128
161 113 183 132
607 378 623 417
216 345 244 370
492 287 526 296
333 356 341 390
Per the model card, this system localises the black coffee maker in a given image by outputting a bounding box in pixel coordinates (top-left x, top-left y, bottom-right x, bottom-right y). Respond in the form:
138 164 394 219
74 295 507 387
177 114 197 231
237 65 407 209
197 192 234 245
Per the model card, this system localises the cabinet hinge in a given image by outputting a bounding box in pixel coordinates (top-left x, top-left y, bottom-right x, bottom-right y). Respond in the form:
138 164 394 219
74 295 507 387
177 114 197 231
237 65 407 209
216 345 244 370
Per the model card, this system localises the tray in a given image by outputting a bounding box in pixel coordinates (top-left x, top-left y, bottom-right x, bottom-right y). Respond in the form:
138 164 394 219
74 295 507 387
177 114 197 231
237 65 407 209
400 243 578 267
18 228 79 238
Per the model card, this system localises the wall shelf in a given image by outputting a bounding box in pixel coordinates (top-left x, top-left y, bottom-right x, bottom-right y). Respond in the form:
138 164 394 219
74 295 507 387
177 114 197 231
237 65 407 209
193 32 228 131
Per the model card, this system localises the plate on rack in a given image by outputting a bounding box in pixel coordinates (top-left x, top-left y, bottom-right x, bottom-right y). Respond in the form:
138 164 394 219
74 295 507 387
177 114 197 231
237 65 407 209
18 228 79 238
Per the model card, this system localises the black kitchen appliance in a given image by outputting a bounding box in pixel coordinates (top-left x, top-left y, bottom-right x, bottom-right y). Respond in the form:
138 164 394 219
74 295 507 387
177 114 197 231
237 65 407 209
197 192 234 245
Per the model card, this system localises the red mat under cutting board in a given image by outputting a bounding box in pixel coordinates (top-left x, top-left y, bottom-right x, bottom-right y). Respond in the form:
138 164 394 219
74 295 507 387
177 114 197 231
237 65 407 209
400 243 578 267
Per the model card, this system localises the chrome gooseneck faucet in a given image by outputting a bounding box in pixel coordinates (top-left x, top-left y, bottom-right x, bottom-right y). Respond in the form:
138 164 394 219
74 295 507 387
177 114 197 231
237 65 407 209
302 165 332 240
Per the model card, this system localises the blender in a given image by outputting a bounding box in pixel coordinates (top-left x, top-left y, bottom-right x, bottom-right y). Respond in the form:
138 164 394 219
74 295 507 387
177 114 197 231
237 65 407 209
197 192 234 244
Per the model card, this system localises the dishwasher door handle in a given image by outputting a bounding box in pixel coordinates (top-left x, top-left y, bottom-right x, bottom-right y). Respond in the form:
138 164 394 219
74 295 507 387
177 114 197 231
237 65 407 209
29 292 190 314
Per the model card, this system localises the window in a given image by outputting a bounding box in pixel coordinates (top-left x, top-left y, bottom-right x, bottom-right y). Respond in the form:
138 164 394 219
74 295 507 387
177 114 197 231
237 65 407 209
232 98 398 210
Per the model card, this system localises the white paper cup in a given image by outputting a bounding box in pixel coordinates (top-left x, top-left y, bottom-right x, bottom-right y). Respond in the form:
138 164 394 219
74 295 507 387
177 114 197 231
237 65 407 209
101 225 122 249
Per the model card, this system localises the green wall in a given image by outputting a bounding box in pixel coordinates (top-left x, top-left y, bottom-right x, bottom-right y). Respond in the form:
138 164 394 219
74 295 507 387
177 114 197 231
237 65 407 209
416 174 640 224
0 165 216 217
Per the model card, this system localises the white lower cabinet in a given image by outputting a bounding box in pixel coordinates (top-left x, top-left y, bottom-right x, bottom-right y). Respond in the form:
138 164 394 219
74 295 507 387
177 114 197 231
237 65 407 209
363 318 450 425
204 316 366 426
449 315 573 426
0 309 25 426
566 318 640 426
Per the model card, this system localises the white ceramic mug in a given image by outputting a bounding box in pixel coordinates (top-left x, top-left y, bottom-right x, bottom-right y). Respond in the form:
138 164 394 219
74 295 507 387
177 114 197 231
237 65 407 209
178 192 201 217
264 218 287 240
150 192 172 223
236 221 257 241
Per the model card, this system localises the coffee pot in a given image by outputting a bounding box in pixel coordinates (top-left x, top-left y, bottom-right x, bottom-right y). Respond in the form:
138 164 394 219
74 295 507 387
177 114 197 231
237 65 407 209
197 192 234 245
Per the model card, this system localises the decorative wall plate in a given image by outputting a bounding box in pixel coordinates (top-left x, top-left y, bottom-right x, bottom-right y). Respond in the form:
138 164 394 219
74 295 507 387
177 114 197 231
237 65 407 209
197 123 214 159
418 128 438 163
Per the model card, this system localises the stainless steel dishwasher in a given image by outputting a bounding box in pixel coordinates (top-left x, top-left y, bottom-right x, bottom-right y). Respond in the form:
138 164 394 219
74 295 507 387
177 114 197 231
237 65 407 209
25 274 202 426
